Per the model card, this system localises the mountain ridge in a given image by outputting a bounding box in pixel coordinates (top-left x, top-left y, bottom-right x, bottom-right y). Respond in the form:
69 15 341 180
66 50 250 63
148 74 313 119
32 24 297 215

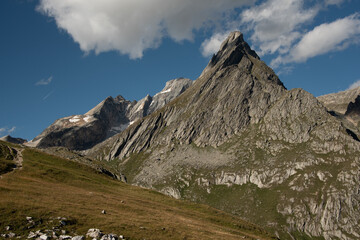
27 78 193 150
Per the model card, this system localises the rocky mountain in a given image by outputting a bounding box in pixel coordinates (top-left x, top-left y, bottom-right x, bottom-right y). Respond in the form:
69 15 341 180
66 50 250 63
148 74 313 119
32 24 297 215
27 78 192 150
0 135 27 145
318 87 360 131
345 95 360 118
86 32 360 239
317 87 360 115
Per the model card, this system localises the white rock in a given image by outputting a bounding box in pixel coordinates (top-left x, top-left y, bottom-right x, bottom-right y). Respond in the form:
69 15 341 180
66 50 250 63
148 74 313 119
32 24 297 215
101 234 118 240
28 231 37 238
86 229 103 238
40 234 49 240
59 235 72 240
71 236 84 240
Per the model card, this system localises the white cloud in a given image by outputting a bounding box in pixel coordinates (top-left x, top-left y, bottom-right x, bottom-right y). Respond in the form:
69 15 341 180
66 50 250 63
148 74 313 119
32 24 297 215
38 0 252 59
43 91 54 101
347 79 360 90
0 126 16 136
35 76 53 86
324 0 345 6
240 0 319 56
272 14 360 66
8 127 16 133
201 32 230 57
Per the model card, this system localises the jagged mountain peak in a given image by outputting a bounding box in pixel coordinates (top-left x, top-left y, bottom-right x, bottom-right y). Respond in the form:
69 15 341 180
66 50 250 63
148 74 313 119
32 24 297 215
200 31 283 89
201 31 259 76
218 31 258 58
114 95 127 102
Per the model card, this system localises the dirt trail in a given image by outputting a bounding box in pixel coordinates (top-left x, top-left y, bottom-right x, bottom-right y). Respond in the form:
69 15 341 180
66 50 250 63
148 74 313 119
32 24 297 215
0 147 24 179
14 148 24 170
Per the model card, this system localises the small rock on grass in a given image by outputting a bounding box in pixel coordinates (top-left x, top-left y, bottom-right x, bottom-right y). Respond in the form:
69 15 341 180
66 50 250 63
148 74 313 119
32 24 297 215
59 235 72 240
101 233 118 240
71 236 84 240
86 229 103 238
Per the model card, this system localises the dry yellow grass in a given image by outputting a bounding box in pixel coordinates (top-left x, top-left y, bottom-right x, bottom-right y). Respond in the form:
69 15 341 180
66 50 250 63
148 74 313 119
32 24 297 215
0 142 275 239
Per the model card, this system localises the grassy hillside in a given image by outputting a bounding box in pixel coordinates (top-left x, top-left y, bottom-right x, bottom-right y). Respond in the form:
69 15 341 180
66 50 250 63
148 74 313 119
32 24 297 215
0 141 274 240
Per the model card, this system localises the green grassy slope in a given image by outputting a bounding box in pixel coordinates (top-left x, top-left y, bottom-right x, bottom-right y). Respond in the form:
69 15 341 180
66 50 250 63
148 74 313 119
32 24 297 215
0 141 274 240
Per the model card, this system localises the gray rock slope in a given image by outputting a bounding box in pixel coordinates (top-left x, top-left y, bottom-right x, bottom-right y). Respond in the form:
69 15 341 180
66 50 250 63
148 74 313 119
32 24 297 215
318 87 360 115
88 32 360 239
28 78 192 150
318 87 360 131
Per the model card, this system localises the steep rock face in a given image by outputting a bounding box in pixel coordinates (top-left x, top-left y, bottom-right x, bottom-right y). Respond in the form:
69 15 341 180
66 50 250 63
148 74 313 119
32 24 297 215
345 95 360 117
29 79 192 150
318 87 360 115
318 87 360 131
147 78 193 114
88 32 360 239
128 95 152 121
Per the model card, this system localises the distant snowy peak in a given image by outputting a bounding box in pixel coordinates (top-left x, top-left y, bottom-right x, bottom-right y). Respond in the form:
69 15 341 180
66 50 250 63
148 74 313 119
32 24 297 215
30 77 193 150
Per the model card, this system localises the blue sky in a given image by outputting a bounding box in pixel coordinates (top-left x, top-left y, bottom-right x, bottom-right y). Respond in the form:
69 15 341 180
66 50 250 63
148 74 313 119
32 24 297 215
1 0 360 140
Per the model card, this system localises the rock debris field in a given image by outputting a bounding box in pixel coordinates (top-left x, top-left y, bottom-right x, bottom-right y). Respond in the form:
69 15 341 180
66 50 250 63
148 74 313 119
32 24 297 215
0 216 124 240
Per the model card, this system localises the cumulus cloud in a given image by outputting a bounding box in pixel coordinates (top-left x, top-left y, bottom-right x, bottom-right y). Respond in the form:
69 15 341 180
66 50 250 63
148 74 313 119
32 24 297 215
201 32 230 57
272 14 360 66
347 79 360 90
37 0 252 59
35 76 53 86
240 0 318 56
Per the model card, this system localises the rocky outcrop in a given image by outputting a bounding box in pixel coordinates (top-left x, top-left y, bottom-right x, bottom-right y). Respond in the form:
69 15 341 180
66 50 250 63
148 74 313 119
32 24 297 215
29 78 192 150
0 216 125 240
86 32 360 239
345 95 360 117
0 142 23 175
147 78 193 114
318 87 360 132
